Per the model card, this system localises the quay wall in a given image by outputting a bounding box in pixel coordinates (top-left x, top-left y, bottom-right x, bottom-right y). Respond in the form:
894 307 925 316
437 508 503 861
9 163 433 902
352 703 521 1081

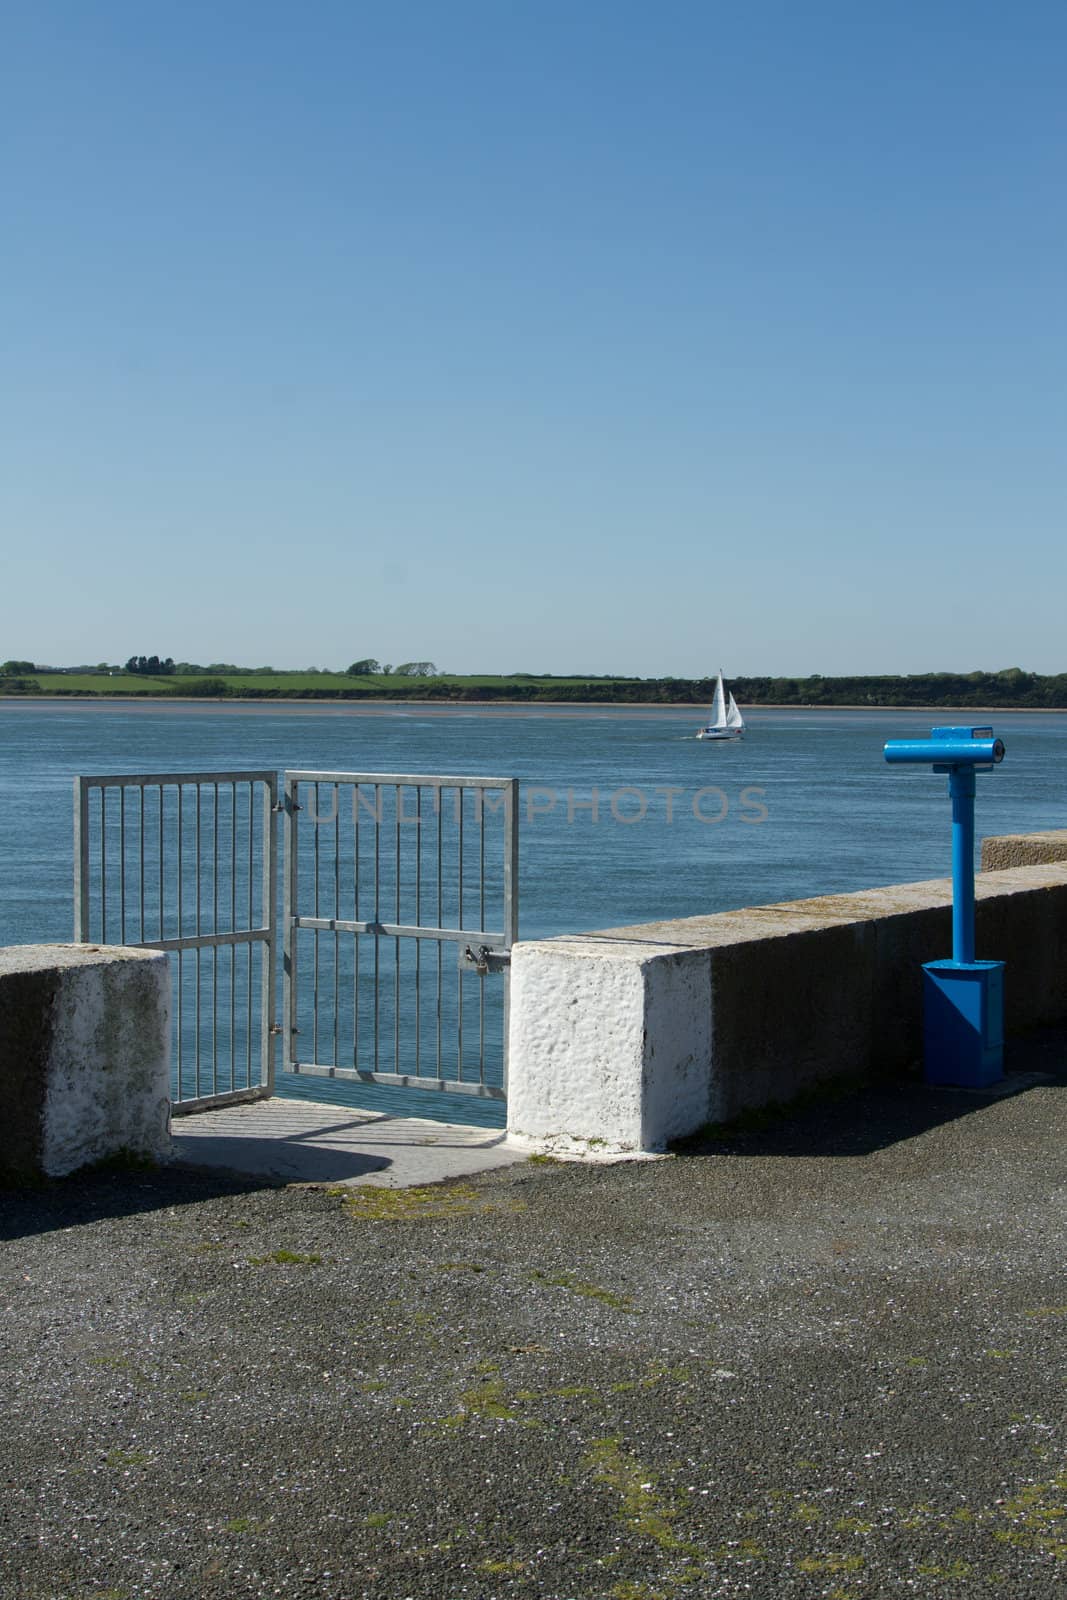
980 828 1067 872
506 854 1067 1154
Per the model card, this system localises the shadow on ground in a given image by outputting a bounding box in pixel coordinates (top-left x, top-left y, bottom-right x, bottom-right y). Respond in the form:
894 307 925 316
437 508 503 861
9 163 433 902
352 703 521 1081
0 1164 281 1243
673 1022 1067 1160
170 1133 392 1184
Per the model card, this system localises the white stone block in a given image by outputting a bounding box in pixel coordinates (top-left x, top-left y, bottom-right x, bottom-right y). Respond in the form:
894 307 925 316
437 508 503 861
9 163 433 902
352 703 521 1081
0 944 172 1180
507 936 712 1153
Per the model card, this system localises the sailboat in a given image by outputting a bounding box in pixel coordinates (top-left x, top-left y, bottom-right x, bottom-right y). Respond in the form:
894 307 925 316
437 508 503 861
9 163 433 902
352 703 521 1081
696 670 745 741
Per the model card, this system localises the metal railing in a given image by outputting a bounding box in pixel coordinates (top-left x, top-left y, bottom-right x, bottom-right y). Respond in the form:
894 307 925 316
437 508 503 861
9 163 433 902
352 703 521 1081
282 772 518 1099
74 772 278 1111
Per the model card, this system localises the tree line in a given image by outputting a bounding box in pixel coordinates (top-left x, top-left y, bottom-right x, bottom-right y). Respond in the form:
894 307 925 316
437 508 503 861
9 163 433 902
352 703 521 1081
3 661 1067 707
97 668 1067 706
119 658 442 677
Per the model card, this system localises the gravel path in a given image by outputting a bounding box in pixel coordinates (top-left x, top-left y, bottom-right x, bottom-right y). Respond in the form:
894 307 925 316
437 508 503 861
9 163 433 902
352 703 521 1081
3 1032 1066 1600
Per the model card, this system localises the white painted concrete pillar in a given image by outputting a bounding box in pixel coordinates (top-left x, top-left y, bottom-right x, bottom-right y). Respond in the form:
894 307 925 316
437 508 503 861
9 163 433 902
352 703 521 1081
506 935 712 1154
0 944 172 1180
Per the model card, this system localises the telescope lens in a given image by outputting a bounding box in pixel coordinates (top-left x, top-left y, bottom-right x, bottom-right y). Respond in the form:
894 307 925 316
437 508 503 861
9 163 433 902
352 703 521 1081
992 739 1005 763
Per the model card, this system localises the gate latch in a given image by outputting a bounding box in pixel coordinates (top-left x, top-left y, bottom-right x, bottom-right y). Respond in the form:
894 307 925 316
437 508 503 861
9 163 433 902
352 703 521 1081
461 943 511 977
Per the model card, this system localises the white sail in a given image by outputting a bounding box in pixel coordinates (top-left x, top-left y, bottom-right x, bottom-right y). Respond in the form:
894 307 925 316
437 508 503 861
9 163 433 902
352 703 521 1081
708 671 726 729
725 691 744 731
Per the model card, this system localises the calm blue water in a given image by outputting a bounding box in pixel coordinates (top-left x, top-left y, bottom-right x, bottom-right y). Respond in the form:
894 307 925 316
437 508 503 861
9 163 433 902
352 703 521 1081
3 699 1065 1124
3 698 1066 945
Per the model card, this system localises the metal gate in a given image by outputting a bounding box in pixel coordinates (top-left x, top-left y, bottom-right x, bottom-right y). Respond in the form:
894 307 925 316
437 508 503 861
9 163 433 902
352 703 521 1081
282 771 518 1101
74 771 279 1112
74 767 518 1110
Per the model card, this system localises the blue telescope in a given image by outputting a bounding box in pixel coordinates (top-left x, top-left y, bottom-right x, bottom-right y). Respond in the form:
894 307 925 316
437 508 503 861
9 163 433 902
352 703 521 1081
883 726 1006 1087
884 733 1005 775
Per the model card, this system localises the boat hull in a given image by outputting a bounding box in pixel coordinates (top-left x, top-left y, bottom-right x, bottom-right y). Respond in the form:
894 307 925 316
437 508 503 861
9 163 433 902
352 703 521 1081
696 729 743 741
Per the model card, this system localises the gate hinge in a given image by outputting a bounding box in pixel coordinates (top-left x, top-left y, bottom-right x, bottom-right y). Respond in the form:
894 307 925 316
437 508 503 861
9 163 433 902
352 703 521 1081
461 943 511 977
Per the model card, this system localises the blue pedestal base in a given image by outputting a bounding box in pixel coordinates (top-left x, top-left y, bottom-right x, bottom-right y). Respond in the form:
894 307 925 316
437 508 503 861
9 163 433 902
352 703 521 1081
922 960 1005 1088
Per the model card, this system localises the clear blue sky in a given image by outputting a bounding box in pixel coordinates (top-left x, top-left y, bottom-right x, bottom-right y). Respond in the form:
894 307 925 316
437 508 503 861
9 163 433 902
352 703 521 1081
3 1 1065 676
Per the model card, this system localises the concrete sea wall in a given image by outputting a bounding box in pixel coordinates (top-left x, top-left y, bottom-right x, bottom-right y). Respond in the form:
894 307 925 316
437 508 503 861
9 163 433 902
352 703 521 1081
980 828 1067 871
0 944 171 1180
6 834 1066 1175
506 852 1067 1154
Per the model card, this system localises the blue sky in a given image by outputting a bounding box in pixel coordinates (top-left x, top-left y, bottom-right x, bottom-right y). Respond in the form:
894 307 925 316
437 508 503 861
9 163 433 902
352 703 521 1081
3 1 1065 676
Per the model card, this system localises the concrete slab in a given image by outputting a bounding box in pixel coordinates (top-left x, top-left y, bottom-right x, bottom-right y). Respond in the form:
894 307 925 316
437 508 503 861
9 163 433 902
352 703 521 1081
167 1097 526 1188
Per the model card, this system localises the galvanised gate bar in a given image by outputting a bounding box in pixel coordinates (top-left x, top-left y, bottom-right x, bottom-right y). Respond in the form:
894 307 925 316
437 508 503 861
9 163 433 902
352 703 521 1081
283 772 518 1100
74 768 519 1111
74 771 279 1111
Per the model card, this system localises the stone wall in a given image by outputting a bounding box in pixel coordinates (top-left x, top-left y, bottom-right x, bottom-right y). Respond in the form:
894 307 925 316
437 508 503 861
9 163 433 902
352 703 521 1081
506 859 1067 1155
980 829 1067 871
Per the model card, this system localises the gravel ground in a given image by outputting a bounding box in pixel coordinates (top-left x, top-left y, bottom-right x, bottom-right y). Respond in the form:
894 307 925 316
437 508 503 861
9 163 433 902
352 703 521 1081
2 1032 1066 1600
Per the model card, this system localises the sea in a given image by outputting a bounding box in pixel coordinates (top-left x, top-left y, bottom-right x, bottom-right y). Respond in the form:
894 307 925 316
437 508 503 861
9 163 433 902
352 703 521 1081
3 698 1065 1124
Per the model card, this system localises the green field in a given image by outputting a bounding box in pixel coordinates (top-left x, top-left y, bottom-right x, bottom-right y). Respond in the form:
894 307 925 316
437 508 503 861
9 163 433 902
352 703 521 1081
9 670 645 699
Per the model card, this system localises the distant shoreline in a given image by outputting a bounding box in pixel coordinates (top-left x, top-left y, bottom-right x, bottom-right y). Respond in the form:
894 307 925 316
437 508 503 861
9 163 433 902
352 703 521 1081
2 695 1063 716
